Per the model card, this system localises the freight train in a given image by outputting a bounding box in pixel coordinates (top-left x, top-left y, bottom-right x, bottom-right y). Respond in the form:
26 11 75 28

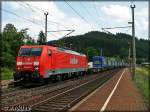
13 45 127 84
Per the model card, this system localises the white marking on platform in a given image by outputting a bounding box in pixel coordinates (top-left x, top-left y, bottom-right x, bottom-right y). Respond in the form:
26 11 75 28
100 69 126 112
70 70 118 111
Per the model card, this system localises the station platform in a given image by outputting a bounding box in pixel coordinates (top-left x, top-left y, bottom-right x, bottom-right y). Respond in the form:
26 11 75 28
70 68 148 112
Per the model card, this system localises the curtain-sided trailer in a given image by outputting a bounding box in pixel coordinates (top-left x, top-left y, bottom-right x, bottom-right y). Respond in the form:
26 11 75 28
91 56 126 72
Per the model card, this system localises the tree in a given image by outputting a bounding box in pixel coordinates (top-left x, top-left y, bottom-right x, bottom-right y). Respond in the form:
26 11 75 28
1 23 32 68
56 39 66 47
25 37 36 45
86 47 99 61
37 31 46 45
3 23 17 33
1 24 24 68
49 31 149 63
19 28 35 45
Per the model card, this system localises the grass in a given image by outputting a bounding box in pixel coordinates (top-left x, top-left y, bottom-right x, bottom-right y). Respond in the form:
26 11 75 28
135 66 149 105
1 67 14 80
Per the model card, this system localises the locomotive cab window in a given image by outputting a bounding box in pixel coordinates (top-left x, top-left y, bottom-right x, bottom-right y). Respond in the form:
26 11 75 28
18 48 42 56
31 48 42 56
48 49 52 56
18 48 31 56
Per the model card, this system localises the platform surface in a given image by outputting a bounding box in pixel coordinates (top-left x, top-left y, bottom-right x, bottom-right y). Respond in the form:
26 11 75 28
70 68 148 112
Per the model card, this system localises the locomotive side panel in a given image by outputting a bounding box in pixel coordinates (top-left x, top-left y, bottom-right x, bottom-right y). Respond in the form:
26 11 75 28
52 50 87 74
43 47 87 78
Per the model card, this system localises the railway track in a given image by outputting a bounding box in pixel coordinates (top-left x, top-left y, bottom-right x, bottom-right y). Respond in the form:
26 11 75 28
1 69 120 112
1 70 110 107
30 69 120 112
1 85 22 94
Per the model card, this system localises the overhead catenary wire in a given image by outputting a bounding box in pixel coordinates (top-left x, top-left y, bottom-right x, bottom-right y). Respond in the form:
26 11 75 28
17 2 43 23
46 32 58 38
2 8 44 28
24 2 52 15
64 0 94 30
16 3 60 38
47 20 70 30
3 9 73 39
15 2 75 38
47 30 75 38
102 26 132 30
93 1 100 19
47 30 75 32
79 2 93 20
22 2 83 37
2 8 59 38
25 3 36 23
18 2 70 30
102 26 132 34
24 2 75 30
79 2 100 29
18 1 73 31
3 2 100 40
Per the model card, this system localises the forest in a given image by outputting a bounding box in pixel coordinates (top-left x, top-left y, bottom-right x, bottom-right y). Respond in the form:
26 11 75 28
49 31 149 63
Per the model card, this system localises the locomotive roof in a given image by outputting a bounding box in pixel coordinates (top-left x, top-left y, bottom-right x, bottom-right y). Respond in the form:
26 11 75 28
57 47 86 57
20 45 86 57
21 45 50 48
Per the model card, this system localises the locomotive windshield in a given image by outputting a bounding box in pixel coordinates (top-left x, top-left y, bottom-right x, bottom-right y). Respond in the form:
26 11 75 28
18 48 42 56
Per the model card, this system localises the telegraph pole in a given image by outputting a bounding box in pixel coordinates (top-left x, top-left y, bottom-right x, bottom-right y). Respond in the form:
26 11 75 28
130 4 136 80
44 12 48 42
128 42 131 72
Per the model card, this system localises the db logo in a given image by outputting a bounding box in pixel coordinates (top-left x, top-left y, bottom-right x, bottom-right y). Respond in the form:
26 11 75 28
70 57 78 64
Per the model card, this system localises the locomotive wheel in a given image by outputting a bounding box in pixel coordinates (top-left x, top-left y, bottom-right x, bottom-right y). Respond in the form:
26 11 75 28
37 77 45 84
51 75 60 82
57 75 62 81
61 74 66 81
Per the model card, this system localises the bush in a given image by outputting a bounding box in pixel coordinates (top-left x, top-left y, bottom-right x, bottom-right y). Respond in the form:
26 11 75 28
1 67 14 80
135 67 149 105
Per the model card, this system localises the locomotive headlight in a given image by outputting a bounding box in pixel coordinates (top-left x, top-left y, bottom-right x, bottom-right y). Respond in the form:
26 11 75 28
34 67 39 70
17 62 22 65
33 61 39 66
17 67 21 70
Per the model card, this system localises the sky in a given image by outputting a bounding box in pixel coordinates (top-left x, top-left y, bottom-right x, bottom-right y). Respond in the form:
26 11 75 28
2 1 148 41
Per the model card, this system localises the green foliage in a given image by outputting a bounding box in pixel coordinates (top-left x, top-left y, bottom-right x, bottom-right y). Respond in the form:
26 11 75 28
55 39 66 47
20 28 36 45
86 47 99 61
1 23 35 69
1 67 14 80
49 31 149 63
1 24 22 68
135 67 149 105
1 52 15 68
37 31 46 45
26 37 36 45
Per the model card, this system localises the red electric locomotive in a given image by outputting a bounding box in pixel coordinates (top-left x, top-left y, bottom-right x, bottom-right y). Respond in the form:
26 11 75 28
14 45 88 83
